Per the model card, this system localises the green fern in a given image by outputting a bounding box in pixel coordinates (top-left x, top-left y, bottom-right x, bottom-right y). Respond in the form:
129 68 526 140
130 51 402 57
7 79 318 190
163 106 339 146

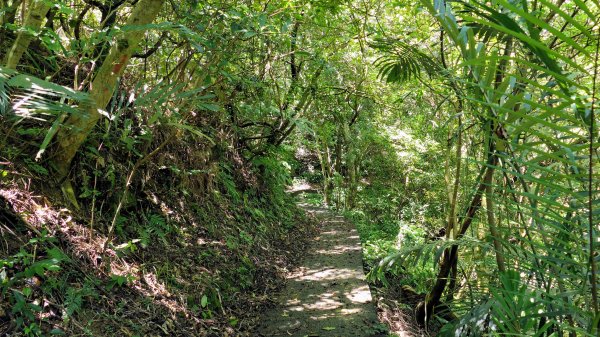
371 38 442 83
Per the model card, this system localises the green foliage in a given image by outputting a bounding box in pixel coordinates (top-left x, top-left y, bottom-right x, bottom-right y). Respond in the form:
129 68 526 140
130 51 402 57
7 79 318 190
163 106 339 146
0 66 90 161
139 213 172 246
364 0 600 333
252 148 295 208
1 232 66 334
1 0 598 334
64 281 97 321
302 192 324 206
216 164 241 203
106 274 135 290
371 38 441 83
0 66 90 118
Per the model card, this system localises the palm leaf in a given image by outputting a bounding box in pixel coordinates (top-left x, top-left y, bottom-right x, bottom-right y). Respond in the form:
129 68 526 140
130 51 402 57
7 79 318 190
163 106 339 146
371 38 442 83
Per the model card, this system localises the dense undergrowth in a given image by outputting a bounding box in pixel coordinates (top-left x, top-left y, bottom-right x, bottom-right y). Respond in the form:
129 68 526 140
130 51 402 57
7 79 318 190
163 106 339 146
1 153 316 336
0 66 316 335
0 10 326 334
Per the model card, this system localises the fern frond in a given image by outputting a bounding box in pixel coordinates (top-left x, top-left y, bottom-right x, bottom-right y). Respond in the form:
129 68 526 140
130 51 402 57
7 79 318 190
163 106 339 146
371 38 442 83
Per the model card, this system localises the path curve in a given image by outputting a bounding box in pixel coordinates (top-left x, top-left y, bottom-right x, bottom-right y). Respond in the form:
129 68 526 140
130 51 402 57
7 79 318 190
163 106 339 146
256 203 384 337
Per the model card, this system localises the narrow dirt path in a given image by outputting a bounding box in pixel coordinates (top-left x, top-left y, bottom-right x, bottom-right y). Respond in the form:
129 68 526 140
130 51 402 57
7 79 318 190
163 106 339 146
256 203 385 337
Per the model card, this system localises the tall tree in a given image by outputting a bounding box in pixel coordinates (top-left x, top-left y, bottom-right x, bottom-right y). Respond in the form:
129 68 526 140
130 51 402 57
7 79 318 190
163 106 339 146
52 0 164 185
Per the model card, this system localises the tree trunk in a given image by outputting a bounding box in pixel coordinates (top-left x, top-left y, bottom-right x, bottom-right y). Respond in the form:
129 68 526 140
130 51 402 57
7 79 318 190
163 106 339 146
53 0 164 180
486 177 506 272
346 155 357 209
316 138 333 205
344 123 357 209
0 0 23 26
416 152 497 324
3 0 50 69
447 115 462 238
334 125 343 174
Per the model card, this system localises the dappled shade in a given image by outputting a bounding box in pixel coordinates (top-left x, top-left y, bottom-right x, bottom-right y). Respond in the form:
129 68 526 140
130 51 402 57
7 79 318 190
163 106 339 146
256 206 384 337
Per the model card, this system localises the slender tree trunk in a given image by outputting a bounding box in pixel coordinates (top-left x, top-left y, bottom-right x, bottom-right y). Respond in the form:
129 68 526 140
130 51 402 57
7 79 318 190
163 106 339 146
346 155 357 209
445 115 463 301
445 133 461 301
416 152 497 324
441 26 464 297
334 126 343 174
341 123 357 209
486 177 506 272
440 26 464 240
325 144 334 204
316 139 330 204
53 0 164 181
3 0 50 69
447 116 462 238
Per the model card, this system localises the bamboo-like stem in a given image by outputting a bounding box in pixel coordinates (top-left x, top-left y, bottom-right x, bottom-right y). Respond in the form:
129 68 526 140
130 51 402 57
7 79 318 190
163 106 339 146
486 174 505 272
588 20 599 317
417 152 496 324
440 26 464 301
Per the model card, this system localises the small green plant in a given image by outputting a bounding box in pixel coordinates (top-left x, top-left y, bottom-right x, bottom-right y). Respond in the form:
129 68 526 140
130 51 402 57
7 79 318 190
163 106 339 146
200 294 212 318
134 213 172 247
302 192 323 206
11 290 43 336
113 239 141 256
106 274 135 290
64 281 97 322
194 289 223 319
1 232 65 334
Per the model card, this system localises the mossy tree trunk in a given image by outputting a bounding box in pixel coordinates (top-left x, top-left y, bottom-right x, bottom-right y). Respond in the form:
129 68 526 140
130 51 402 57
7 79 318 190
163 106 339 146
52 0 164 181
3 0 50 69
345 152 357 209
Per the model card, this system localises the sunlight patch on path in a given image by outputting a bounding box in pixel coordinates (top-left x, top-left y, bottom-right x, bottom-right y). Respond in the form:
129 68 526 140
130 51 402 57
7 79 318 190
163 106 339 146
256 205 385 337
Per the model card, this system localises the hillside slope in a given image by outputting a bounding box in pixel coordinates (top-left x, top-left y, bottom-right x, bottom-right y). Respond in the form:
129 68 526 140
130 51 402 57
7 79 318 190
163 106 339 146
0 158 316 336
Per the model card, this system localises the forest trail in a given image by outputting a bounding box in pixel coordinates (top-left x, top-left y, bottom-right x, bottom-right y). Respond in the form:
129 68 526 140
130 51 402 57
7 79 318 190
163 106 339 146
255 202 385 337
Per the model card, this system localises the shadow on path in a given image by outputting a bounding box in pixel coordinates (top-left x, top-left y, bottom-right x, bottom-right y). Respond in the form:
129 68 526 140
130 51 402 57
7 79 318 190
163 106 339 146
255 203 385 337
